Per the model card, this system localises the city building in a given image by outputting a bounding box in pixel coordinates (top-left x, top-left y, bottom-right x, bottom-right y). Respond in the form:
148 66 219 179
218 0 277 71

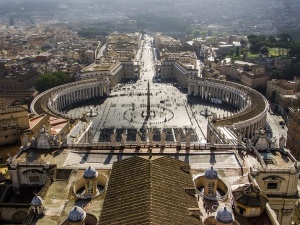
155 35 199 88
266 78 300 103
0 104 29 145
220 61 270 89
286 107 300 160
77 32 141 86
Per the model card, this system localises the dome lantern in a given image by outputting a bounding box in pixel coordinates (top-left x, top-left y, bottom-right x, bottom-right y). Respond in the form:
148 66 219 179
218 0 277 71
68 206 86 224
216 207 234 225
83 166 98 179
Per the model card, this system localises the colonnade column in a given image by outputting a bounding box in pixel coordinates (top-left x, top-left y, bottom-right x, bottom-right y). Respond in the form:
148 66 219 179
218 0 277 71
194 85 198 96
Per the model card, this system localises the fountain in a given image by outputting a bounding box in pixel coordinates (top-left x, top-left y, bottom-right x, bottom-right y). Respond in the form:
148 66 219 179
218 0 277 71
200 107 212 117
86 108 98 117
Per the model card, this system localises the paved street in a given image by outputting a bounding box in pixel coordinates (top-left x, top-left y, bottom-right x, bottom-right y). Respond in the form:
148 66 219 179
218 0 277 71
266 111 287 140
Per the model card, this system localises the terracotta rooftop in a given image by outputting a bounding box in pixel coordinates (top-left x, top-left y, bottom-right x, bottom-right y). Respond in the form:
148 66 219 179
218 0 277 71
99 156 201 225
29 114 46 130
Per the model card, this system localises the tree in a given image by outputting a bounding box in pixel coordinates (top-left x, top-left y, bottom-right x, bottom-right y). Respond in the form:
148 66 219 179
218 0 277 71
222 32 228 37
240 39 247 47
278 33 292 42
268 35 277 43
200 30 207 39
34 72 70 92
185 27 193 36
271 70 282 79
236 46 240 56
260 46 269 55
192 29 201 38
229 47 235 58
247 35 267 53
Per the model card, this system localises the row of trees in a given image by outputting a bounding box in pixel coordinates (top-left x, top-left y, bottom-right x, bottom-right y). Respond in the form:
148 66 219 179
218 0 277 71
191 29 228 39
247 34 300 57
78 27 110 38
34 72 71 93
131 14 188 34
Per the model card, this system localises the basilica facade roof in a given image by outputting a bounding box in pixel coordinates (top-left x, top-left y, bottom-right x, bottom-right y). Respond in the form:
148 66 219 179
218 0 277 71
99 156 200 225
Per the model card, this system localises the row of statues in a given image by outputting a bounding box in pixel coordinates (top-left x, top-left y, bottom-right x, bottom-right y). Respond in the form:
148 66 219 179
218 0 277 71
110 129 192 147
22 125 68 149
209 128 287 150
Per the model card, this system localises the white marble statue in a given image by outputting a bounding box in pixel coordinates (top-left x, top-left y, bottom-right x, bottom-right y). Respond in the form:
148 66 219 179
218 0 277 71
40 125 46 133
61 132 67 145
161 130 166 146
279 135 286 149
246 139 253 150
23 133 28 146
53 135 59 145
136 131 141 146
210 133 216 145
212 113 217 121
121 132 127 146
147 130 154 146
30 136 36 146
110 133 116 147
176 131 182 147
237 133 243 146
186 131 191 148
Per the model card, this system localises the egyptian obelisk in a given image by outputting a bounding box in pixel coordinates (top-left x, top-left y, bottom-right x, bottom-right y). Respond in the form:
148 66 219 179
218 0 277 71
147 80 150 116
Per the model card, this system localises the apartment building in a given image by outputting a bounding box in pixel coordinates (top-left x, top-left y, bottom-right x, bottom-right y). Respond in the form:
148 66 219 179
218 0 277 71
266 78 300 103
0 103 29 145
220 60 270 88
77 32 141 87
287 107 300 160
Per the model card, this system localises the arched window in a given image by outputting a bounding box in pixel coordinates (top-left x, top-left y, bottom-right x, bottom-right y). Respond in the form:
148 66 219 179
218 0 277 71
87 180 93 194
208 182 215 195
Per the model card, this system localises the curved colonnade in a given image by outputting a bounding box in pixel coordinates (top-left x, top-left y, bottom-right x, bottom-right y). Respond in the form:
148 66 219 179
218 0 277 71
188 77 268 142
31 78 110 119
31 77 268 144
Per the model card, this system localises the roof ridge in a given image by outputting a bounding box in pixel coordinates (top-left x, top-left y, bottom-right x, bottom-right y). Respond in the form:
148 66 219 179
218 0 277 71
149 158 152 224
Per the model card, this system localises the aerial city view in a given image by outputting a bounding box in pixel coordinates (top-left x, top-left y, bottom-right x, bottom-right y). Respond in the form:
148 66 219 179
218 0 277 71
1 0 300 224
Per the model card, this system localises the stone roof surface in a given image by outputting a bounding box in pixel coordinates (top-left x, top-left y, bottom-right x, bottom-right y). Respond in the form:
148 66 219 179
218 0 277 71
99 156 201 225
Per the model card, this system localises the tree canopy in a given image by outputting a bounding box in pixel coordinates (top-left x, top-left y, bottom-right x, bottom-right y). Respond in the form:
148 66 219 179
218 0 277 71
34 72 70 93
247 34 300 56
260 46 269 55
78 27 109 38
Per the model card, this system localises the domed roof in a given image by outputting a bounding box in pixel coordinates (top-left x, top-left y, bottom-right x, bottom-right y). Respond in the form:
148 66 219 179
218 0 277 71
216 207 233 224
83 166 98 179
232 183 268 207
205 166 218 179
31 195 43 206
68 206 86 222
